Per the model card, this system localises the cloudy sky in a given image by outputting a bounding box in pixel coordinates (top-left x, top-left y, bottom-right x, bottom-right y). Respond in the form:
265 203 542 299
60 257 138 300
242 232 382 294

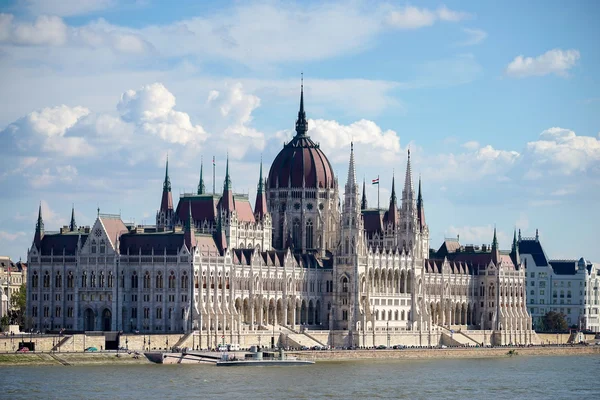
0 0 598 262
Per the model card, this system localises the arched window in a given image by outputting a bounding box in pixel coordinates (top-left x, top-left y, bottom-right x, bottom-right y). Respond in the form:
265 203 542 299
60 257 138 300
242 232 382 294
306 219 313 249
131 271 138 289
91 271 96 288
91 240 97 254
169 271 176 289
143 272 150 289
181 272 189 289
43 271 50 288
99 271 105 288
67 271 73 288
342 277 348 293
99 239 106 254
156 271 163 289
55 272 62 288
32 271 38 288
292 218 301 249
108 271 114 288
81 271 87 288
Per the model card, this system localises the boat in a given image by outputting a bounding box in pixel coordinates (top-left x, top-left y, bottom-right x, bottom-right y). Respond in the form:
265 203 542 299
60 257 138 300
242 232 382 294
144 349 222 364
215 348 314 367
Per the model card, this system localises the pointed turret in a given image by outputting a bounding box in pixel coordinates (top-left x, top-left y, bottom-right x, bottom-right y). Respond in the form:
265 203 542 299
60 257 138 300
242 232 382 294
34 203 44 247
346 142 357 190
69 204 77 232
221 155 234 213
160 157 173 213
254 158 267 219
361 179 368 210
491 226 500 265
403 148 414 199
197 160 206 195
416 176 426 231
386 174 399 225
184 202 196 250
295 75 308 137
510 228 520 266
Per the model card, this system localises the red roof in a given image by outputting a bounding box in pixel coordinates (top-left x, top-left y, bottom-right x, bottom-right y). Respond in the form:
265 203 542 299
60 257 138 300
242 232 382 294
99 216 127 249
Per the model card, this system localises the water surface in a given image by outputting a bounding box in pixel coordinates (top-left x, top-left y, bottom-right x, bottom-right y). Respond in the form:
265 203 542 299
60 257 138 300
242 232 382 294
1 355 599 399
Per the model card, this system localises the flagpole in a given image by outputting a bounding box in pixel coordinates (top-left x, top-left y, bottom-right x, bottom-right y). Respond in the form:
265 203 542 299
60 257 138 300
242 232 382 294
213 156 216 194
377 174 380 210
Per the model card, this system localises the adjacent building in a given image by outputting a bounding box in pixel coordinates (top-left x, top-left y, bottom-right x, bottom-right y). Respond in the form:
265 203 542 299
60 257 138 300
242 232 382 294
0 256 27 320
518 230 600 332
26 86 535 346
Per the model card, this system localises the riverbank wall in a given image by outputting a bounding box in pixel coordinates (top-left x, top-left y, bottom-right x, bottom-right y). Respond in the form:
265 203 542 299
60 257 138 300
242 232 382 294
1 345 598 366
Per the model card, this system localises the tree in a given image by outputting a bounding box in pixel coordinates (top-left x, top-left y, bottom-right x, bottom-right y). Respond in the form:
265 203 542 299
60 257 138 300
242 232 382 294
541 311 568 332
9 283 26 328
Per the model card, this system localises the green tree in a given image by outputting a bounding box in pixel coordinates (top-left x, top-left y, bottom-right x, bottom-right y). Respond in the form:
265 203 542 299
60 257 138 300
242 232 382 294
9 283 26 328
542 311 568 332
0 315 9 331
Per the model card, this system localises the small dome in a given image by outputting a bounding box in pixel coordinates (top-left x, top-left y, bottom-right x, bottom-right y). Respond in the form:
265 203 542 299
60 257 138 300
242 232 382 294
267 83 335 190
268 136 335 189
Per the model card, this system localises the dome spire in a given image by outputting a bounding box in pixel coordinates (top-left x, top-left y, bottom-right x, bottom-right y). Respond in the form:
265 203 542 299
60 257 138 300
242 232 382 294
163 155 171 192
295 73 308 137
361 178 368 210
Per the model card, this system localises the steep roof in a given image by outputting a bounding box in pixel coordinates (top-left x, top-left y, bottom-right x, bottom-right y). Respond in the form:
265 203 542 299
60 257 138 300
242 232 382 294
549 260 577 275
176 195 219 224
119 232 184 255
39 233 86 256
518 238 549 267
362 209 384 235
99 215 128 249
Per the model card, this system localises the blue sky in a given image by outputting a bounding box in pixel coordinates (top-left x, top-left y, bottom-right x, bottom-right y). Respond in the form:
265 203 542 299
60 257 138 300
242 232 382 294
0 0 598 261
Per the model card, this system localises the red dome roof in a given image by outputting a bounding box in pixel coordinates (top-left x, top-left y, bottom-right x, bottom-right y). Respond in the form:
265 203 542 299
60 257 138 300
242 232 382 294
268 135 335 189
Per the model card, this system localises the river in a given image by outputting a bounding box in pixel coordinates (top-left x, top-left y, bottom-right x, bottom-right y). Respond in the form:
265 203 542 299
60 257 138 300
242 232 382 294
1 355 599 399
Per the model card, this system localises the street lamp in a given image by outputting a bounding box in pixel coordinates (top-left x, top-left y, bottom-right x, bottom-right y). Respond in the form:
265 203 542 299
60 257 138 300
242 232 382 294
386 321 390 349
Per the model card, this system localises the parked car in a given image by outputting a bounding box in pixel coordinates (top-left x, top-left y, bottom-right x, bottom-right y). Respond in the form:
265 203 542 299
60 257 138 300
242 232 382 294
376 345 388 349
84 347 98 352
392 345 405 349
16 347 29 353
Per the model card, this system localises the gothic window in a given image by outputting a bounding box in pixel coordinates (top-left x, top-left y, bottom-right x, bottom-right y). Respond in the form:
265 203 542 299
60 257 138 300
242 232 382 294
292 218 301 249
342 277 349 293
82 272 87 288
55 272 62 288
156 271 163 289
181 272 189 289
32 271 38 288
306 219 313 249
108 272 114 288
131 272 138 289
156 308 162 319
99 271 105 288
91 240 97 254
43 271 50 288
100 240 106 254
67 271 73 288
169 271 176 289
91 272 96 288
144 272 151 289
307 203 313 210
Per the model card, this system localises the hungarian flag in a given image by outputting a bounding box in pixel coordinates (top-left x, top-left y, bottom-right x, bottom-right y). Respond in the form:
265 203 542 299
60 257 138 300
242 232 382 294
213 156 215 166
372 177 379 185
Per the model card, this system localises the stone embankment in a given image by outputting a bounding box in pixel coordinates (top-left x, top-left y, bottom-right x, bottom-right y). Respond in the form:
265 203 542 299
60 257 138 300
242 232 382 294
289 345 600 361
0 345 598 366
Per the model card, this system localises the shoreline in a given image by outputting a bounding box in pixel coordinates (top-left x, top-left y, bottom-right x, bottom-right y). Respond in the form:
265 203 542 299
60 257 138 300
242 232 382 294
0 345 598 366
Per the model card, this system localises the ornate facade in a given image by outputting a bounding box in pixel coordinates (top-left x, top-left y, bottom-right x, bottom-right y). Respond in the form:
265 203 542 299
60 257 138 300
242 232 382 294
26 86 535 346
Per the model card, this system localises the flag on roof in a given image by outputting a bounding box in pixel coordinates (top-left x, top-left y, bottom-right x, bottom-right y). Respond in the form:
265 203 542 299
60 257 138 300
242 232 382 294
372 178 379 185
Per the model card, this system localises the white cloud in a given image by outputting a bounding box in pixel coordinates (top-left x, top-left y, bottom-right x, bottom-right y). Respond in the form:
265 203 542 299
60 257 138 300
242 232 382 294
0 14 68 46
386 5 470 29
522 127 600 177
29 165 78 188
505 49 580 78
3 105 94 157
23 0 115 17
445 225 509 247
117 83 207 145
0 231 26 241
462 140 480 150
40 200 67 227
457 28 487 46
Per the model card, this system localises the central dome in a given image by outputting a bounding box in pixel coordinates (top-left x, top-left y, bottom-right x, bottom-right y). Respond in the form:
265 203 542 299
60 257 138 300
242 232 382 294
267 85 335 190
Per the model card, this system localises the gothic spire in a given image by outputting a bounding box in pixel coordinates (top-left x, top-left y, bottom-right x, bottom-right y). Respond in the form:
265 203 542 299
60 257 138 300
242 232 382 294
69 204 76 232
184 201 196 250
416 175 426 231
491 225 500 265
197 159 205 195
295 74 308 137
254 158 267 220
390 173 397 206
34 202 44 247
361 178 368 210
512 228 518 251
403 148 414 197
346 142 357 190
387 174 399 225
163 156 171 192
224 154 232 192
492 226 498 249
